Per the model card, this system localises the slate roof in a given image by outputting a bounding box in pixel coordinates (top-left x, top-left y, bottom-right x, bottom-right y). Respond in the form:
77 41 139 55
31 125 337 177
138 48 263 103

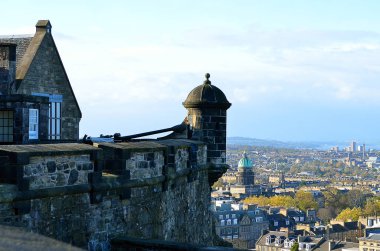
329 222 361 233
256 231 293 247
330 224 347 233
287 210 306 218
0 35 33 69
344 222 361 230
366 234 380 240
317 240 359 251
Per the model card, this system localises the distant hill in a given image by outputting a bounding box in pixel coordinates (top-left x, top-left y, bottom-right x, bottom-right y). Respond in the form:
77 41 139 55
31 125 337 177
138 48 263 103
227 137 344 150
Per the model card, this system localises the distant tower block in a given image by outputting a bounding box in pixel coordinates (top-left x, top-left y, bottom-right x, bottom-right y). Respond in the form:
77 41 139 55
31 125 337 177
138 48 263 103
351 141 357 152
183 73 231 184
363 144 366 160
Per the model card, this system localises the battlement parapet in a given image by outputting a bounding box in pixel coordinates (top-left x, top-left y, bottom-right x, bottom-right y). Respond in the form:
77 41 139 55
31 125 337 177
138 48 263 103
0 140 215 249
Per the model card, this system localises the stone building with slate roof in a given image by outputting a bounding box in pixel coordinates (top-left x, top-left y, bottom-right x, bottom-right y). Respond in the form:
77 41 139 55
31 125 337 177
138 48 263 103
0 20 81 144
213 203 269 249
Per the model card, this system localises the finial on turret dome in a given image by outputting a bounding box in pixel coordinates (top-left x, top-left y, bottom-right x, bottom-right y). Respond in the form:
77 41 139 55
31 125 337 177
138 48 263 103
204 73 211 85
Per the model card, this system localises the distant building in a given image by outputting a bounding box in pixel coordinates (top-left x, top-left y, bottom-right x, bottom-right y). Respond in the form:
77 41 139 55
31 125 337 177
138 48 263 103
213 203 269 249
229 152 262 198
351 141 357 153
366 157 380 169
256 231 358 251
331 146 339 153
362 144 366 160
327 220 365 243
358 234 380 251
256 231 296 251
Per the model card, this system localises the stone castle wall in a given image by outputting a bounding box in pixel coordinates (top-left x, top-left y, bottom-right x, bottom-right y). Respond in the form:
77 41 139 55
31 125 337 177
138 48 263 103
23 154 94 189
0 140 215 250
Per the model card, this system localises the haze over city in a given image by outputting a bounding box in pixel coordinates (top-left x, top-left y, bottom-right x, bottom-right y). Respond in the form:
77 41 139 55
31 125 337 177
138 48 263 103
3 0 380 143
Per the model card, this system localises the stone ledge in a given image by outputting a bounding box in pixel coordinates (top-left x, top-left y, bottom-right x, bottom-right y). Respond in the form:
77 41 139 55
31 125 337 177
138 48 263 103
0 143 100 154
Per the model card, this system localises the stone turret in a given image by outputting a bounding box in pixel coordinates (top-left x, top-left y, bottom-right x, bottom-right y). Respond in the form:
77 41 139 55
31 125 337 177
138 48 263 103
183 73 231 185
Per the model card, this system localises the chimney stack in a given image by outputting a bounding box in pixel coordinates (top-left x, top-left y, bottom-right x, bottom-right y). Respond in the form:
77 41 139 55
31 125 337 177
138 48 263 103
0 43 16 95
36 20 52 33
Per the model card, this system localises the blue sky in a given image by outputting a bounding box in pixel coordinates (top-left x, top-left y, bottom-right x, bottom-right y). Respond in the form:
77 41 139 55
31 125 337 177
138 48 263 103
2 0 380 143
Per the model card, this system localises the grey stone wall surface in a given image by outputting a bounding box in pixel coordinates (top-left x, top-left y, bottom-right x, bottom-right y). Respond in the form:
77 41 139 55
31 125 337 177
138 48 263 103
23 154 94 189
187 108 227 167
0 141 215 250
126 151 164 179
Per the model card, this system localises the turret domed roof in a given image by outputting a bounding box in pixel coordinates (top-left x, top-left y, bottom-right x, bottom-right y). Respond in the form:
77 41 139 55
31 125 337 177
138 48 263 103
183 73 231 109
238 152 253 168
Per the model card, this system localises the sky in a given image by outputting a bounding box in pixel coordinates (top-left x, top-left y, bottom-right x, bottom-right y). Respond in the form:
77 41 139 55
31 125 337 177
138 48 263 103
2 0 380 143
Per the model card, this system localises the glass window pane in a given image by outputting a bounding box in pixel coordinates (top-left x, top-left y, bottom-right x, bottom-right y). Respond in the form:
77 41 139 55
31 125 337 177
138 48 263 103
52 119 56 135
52 103 56 118
0 111 13 142
57 103 61 119
29 109 39 140
56 119 60 134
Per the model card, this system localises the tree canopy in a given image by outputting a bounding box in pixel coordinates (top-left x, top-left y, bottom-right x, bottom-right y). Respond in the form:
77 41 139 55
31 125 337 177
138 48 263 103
244 191 318 211
295 191 319 211
336 207 362 221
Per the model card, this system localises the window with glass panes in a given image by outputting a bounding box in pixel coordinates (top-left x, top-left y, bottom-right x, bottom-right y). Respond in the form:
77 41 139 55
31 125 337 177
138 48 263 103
0 110 13 142
48 102 61 140
32 93 62 140
29 109 38 140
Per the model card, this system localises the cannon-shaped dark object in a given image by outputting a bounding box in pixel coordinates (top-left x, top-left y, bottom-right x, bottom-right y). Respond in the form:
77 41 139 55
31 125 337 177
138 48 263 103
83 122 191 143
114 122 191 141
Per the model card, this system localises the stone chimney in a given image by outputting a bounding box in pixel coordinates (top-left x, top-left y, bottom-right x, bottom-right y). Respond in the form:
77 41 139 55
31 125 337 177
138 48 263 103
0 43 16 95
36 20 52 33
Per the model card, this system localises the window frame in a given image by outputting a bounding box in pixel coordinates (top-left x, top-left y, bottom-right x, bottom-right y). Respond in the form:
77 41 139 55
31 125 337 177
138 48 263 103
32 93 62 140
28 108 39 140
0 110 14 143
